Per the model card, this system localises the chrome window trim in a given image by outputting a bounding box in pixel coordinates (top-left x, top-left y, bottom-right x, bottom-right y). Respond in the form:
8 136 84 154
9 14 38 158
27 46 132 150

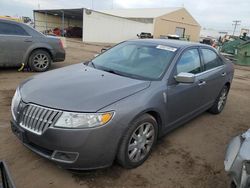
0 34 32 37
195 65 225 77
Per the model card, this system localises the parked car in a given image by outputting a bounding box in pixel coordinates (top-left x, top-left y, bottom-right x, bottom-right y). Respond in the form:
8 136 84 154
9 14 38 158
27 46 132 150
11 39 234 170
201 38 217 48
66 27 82 38
137 32 153 39
225 129 250 188
167 34 180 40
0 19 65 72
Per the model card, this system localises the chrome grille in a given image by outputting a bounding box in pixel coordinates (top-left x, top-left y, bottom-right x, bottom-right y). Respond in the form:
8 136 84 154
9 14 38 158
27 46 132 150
19 104 62 135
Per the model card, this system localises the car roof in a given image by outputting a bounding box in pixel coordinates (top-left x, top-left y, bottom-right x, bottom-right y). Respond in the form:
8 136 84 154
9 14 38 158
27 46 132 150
129 39 210 50
0 18 24 26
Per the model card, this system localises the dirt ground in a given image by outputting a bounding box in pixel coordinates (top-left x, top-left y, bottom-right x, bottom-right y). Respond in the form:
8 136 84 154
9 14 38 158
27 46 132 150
0 39 250 188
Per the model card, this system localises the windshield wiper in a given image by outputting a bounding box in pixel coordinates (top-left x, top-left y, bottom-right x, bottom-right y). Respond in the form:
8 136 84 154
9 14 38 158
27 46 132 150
102 68 124 76
102 67 147 80
97 66 147 80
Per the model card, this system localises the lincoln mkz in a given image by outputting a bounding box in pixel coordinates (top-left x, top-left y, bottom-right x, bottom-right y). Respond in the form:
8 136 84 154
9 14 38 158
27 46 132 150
11 39 234 169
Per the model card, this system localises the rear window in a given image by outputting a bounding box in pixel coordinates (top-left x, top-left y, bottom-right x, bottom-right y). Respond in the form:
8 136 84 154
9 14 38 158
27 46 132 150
201 49 224 71
0 22 29 36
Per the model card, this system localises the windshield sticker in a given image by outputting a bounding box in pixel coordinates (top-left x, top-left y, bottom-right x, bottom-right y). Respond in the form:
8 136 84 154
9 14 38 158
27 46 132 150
156 45 177 52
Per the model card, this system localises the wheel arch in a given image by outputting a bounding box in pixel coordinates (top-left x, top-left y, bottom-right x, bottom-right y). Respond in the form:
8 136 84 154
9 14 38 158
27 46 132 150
24 47 53 66
225 82 231 90
146 110 163 137
115 109 164 166
128 109 164 138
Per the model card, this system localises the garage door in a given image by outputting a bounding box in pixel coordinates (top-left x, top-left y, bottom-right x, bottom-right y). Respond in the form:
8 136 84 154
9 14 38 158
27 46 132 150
176 27 185 38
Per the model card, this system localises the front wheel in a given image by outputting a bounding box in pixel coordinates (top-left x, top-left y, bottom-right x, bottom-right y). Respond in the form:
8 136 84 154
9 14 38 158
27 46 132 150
117 114 158 169
209 85 229 114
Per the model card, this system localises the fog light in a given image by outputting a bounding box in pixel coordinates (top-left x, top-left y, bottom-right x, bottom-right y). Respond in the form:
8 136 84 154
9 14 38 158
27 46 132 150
52 151 79 163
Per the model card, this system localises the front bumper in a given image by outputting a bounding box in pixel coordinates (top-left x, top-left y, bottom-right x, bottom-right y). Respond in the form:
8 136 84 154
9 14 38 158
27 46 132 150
11 119 121 170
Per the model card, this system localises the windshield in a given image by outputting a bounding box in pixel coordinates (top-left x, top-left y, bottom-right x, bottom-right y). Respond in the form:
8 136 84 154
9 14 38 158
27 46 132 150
92 41 177 80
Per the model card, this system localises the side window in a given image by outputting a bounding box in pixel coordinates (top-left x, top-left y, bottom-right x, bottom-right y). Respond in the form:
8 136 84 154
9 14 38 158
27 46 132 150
176 49 201 74
0 22 29 36
201 49 224 71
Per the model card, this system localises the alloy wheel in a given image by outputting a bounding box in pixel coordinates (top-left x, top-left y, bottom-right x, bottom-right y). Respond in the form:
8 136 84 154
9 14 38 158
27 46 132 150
218 88 228 111
128 122 155 162
33 54 49 70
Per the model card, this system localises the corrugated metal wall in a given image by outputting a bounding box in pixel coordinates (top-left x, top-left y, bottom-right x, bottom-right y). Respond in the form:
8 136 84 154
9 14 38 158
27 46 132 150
153 8 201 42
82 10 153 43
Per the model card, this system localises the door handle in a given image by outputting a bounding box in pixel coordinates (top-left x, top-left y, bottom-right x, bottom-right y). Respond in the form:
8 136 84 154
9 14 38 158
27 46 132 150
221 72 227 77
24 39 32 42
198 80 206 86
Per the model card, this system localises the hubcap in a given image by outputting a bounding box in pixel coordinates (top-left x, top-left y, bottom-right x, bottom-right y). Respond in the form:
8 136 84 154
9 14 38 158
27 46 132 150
218 88 227 111
128 122 155 162
33 54 49 69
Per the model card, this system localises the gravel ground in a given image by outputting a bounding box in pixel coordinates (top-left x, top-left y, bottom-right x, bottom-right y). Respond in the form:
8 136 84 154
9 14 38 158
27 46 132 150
0 39 250 188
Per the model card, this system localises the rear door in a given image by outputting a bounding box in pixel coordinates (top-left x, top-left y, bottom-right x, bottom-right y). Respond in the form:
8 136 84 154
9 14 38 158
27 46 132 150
0 23 10 66
199 48 227 105
167 48 207 126
0 22 33 67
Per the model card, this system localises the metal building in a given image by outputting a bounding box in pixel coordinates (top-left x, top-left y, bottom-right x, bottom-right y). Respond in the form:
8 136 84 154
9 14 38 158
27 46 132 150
33 7 201 43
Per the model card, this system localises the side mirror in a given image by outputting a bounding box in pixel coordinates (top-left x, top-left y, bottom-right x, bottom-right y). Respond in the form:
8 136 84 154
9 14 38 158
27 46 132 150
175 72 195 83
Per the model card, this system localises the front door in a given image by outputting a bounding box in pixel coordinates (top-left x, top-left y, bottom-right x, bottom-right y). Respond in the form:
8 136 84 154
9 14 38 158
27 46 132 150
167 48 207 126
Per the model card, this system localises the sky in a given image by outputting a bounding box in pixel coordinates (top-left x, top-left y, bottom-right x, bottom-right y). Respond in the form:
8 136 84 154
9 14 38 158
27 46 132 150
0 0 249 33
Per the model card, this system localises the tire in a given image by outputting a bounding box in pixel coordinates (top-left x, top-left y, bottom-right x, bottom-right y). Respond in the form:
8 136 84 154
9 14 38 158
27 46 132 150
230 181 236 188
208 85 229 114
117 114 158 169
29 50 51 72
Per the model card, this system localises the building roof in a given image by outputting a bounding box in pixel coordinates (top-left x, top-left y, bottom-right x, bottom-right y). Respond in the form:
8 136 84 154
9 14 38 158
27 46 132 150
100 7 183 19
34 9 83 20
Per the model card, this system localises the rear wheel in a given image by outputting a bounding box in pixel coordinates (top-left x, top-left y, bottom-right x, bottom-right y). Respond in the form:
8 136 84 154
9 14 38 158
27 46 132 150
29 50 51 72
117 114 158 168
209 85 229 114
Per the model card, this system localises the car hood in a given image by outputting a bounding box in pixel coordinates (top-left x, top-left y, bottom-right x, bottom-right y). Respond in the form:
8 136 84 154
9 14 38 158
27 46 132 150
20 64 150 112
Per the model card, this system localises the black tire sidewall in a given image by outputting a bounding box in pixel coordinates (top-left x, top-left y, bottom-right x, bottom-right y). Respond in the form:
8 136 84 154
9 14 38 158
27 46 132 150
209 85 229 114
29 50 51 72
230 181 236 188
216 86 229 113
117 114 158 168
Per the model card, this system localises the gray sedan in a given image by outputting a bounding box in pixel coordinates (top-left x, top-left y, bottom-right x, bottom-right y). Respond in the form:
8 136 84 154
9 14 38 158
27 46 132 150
225 129 250 188
11 39 234 169
0 19 65 72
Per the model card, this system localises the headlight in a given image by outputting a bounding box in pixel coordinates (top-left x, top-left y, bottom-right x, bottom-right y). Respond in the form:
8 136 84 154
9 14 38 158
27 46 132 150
11 88 21 121
54 111 114 129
